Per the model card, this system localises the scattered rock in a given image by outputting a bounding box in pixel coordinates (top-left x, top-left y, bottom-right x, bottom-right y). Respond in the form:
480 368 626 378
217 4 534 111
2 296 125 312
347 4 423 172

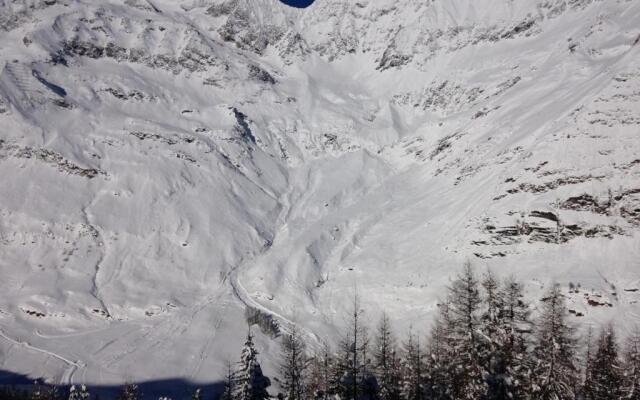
506 175 605 194
130 131 178 145
529 210 559 222
248 64 276 84
22 308 46 318
0 143 105 179
101 87 146 101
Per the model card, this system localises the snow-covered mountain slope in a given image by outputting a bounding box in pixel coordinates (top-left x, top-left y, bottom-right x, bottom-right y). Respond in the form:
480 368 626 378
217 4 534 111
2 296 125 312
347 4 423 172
0 0 639 387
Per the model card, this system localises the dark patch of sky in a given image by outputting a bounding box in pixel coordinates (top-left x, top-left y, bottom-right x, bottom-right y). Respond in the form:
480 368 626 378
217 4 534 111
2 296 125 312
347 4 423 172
278 0 315 8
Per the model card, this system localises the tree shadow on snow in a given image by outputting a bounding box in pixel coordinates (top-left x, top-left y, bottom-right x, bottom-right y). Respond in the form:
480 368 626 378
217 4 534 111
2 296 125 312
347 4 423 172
0 369 225 399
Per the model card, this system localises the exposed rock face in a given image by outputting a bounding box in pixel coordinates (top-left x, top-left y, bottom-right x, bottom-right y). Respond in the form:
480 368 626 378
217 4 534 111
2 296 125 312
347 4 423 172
0 140 104 178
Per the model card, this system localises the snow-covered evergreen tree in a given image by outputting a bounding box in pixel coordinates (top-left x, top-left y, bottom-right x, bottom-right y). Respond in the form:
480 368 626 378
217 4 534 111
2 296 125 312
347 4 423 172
279 326 308 400
484 276 533 399
69 385 90 400
373 313 401 400
400 329 424 400
79 385 89 400
30 381 59 400
481 270 503 340
68 386 79 400
424 302 453 400
531 285 578 400
446 262 486 400
234 332 271 400
623 327 640 400
116 383 141 400
583 325 623 400
480 270 506 400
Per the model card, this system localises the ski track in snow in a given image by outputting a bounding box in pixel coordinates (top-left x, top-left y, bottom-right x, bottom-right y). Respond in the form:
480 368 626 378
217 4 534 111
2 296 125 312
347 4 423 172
81 201 112 319
0 328 86 384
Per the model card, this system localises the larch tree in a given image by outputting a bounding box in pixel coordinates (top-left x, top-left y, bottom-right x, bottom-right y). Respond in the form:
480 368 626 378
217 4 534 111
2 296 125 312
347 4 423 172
306 340 334 400
335 295 371 400
400 329 425 400
30 381 59 400
424 302 454 400
531 284 579 400
446 261 486 400
486 276 533 400
191 388 202 400
68 386 80 400
279 326 309 400
480 270 506 400
584 325 623 400
581 326 595 400
221 359 237 400
373 313 401 400
115 383 141 400
70 385 89 400
623 327 640 400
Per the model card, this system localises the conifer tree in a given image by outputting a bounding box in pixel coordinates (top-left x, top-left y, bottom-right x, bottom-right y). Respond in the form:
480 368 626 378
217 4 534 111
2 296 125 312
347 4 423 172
480 270 506 400
485 276 533 399
79 386 89 400
191 388 202 400
335 295 371 400
373 313 401 400
481 270 503 340
531 285 578 400
623 327 640 400
68 385 89 400
31 381 59 400
446 262 486 400
400 329 424 400
116 383 140 400
584 325 623 400
581 326 595 400
307 341 334 400
424 302 453 400
506 279 534 398
234 332 271 400
68 386 79 400
221 360 236 400
385 349 401 400
279 326 308 400
360 332 378 400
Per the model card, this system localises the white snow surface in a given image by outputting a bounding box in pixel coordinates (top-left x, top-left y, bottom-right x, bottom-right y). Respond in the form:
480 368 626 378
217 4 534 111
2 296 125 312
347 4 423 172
0 0 639 389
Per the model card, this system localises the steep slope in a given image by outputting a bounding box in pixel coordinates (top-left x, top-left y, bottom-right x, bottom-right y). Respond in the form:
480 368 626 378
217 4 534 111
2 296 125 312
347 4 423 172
0 0 639 388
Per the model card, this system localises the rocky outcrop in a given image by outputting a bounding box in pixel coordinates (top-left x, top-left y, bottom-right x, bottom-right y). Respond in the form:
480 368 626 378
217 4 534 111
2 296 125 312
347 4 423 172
61 37 224 75
232 108 256 145
506 175 605 194
0 140 105 179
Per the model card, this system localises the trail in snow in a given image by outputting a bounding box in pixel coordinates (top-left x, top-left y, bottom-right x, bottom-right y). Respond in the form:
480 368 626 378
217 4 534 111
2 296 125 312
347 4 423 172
81 203 112 319
0 328 86 384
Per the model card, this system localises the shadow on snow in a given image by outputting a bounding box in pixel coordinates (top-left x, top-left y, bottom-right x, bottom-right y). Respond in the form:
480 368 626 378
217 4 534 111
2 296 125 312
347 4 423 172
0 369 225 399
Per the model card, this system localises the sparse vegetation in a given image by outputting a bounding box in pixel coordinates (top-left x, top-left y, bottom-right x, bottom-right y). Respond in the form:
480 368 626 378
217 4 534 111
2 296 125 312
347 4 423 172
0 264 634 400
